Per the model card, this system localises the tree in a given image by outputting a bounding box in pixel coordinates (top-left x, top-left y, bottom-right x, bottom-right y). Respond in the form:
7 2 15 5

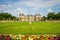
0 13 12 20
0 12 16 21
42 16 47 21
11 16 16 21
55 12 60 20
47 12 55 20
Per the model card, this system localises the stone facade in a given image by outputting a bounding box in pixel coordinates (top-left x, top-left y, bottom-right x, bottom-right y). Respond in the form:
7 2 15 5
19 13 41 22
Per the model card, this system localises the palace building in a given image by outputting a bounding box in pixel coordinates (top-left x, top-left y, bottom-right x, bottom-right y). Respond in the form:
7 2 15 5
19 13 41 22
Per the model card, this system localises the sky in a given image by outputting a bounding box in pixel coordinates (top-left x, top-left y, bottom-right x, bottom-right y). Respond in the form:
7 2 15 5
0 0 60 17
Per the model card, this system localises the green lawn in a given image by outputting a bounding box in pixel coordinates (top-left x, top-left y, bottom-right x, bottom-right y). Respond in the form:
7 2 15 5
0 22 60 34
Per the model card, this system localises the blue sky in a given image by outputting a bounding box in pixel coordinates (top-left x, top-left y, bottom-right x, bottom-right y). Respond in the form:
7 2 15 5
0 0 60 17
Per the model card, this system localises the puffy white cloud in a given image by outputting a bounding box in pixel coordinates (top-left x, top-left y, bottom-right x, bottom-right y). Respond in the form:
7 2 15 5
47 9 53 12
0 0 60 16
15 8 24 13
15 8 27 15
1 0 59 12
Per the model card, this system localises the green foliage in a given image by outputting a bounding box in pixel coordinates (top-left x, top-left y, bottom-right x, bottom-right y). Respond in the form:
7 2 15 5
47 12 60 20
0 12 16 21
55 12 60 20
42 16 47 21
47 12 55 20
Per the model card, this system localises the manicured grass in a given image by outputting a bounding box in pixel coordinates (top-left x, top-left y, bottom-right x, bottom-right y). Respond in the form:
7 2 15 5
0 22 60 34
